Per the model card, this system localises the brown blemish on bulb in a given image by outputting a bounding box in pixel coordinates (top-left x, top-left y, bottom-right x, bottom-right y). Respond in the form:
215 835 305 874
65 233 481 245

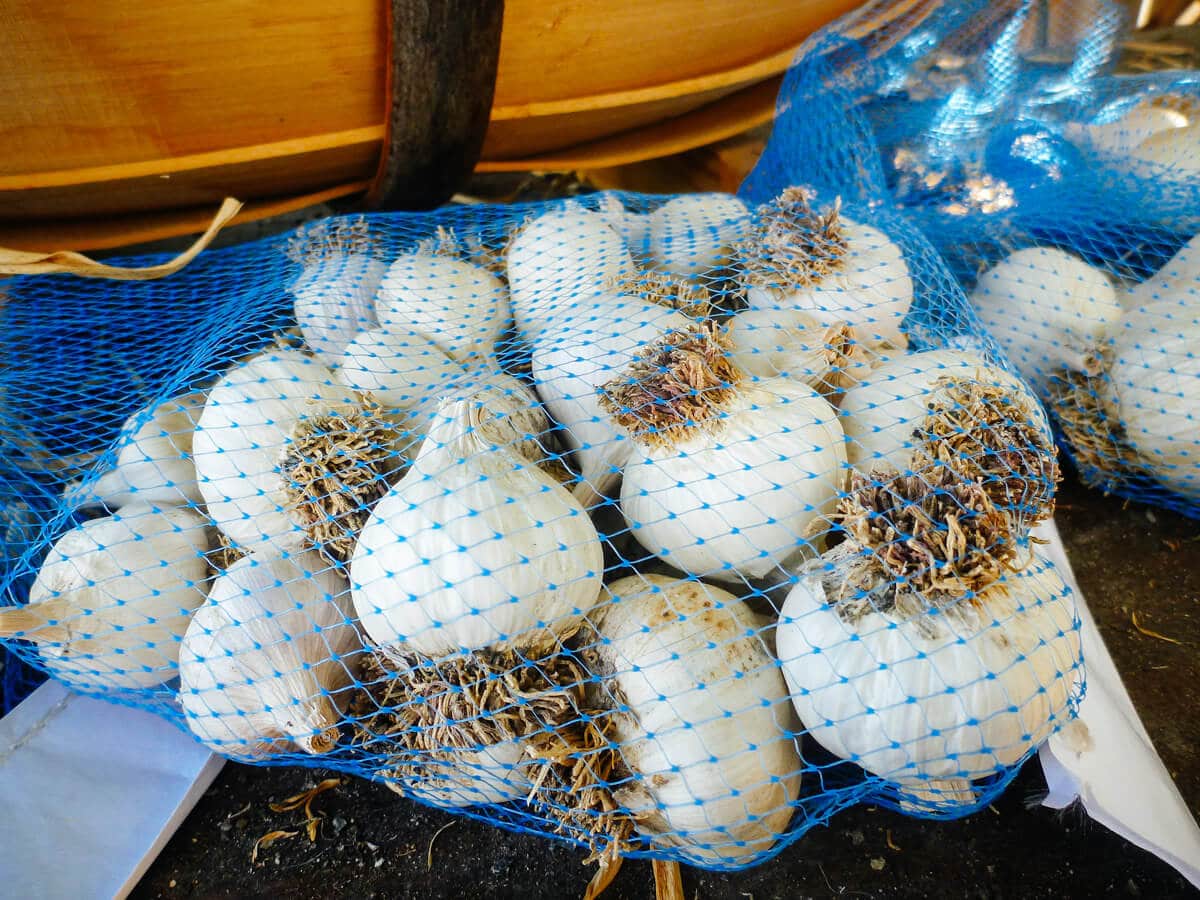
280 399 409 565
738 186 849 290
598 321 742 448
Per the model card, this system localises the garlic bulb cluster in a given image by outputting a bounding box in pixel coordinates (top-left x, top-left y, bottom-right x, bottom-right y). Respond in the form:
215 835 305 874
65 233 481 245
65 391 207 510
970 247 1122 388
603 323 846 580
779 541 1081 808
727 307 872 393
573 574 800 864
740 188 913 348
647 193 750 277
0 503 212 691
179 551 362 760
839 349 1057 530
351 396 603 658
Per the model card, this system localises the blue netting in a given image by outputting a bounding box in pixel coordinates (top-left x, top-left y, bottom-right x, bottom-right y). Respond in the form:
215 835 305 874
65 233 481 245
750 0 1200 516
1 12 1088 870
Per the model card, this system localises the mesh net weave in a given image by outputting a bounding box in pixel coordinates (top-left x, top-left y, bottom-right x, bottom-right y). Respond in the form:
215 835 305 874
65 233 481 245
0 11 1090 871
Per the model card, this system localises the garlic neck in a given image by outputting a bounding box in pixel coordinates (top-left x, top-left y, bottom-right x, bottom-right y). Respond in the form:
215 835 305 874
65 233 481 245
598 321 743 449
741 187 849 290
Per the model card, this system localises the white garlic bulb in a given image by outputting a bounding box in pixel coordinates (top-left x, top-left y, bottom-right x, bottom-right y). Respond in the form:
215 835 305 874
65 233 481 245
970 247 1122 387
595 191 650 257
292 252 386 368
506 206 634 340
1109 298 1200 499
727 307 871 391
1130 122 1200 175
65 391 206 510
375 253 510 365
390 740 532 809
584 574 800 864
1123 232 1200 310
192 347 361 555
1077 101 1188 157
338 325 470 427
532 298 690 506
839 349 1055 528
647 193 749 277
742 188 913 347
0 503 212 691
778 550 1082 809
179 551 361 760
609 324 845 581
350 396 604 658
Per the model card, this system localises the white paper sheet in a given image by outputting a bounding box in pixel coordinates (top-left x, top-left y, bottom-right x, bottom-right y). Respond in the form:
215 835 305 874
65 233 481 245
0 681 223 900
1036 520 1200 888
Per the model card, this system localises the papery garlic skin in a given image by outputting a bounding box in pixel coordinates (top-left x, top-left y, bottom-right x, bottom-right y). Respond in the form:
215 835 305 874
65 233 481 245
1080 102 1189 157
532 299 690 505
777 552 1082 808
1131 123 1200 175
193 348 357 555
350 398 604 658
293 253 386 368
66 391 207 510
727 307 872 390
393 740 532 809
620 378 845 581
375 254 510 365
745 216 913 348
970 247 1121 388
1109 299 1200 498
179 551 360 760
595 191 650 257
647 193 749 277
338 326 470 427
839 349 1050 473
0 504 211 691
588 574 800 864
506 207 634 340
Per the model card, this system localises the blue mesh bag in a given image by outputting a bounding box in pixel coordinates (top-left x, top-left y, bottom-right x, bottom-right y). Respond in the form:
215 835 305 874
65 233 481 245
1 50 1084 873
751 0 1200 515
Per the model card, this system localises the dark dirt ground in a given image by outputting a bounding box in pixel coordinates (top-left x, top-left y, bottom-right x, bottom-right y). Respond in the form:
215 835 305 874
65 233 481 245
132 473 1200 900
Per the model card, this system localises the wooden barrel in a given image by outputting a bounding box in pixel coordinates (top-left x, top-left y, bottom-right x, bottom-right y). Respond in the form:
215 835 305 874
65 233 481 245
0 0 861 249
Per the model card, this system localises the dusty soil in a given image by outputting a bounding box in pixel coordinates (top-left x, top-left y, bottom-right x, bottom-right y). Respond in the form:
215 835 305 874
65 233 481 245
132 474 1199 900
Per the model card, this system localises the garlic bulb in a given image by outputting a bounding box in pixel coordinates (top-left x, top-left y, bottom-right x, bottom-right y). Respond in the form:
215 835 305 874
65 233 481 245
1109 298 1200 498
1131 122 1200 175
338 325 470 426
741 188 913 348
727 307 872 392
595 191 650 257
1077 100 1189 157
970 247 1122 387
179 551 361 760
1124 232 1200 310
779 535 1081 809
577 574 800 864
506 206 634 340
375 253 510 365
65 391 206 510
292 253 386 368
389 740 532 809
609 324 846 581
0 503 212 691
350 396 604 658
532 298 690 507
647 193 749 277
193 347 393 557
839 349 1056 529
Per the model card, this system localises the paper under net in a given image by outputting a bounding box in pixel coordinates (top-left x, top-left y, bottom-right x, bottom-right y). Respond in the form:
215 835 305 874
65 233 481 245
0 180 1083 869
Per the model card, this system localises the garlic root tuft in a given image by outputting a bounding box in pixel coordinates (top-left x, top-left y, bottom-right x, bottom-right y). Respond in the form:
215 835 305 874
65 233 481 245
739 187 848 290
